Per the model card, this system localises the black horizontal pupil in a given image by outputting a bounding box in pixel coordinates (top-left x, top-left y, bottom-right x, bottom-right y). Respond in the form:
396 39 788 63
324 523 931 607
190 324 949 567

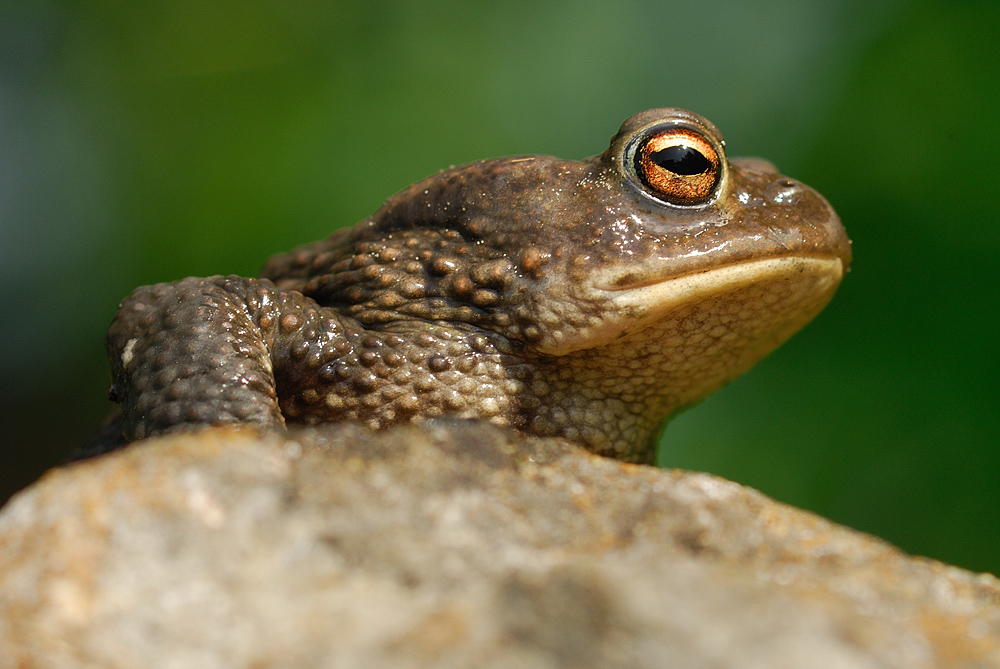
650 145 710 175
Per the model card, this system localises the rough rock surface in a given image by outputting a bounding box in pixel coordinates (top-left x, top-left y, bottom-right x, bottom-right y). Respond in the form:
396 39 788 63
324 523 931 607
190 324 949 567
1 423 999 668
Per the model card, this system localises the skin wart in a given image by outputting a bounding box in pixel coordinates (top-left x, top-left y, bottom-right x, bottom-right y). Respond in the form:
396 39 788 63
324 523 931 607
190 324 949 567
104 108 851 464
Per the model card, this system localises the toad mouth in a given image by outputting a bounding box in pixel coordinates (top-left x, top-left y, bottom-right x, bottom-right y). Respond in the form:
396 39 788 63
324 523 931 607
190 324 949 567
597 255 844 304
536 256 845 356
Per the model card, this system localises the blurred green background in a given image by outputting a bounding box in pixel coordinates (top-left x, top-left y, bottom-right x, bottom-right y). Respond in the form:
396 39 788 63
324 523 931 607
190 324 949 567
2 0 998 573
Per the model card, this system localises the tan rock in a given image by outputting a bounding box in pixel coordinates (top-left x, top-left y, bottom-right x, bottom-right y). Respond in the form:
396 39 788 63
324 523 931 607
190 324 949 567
1 423 998 668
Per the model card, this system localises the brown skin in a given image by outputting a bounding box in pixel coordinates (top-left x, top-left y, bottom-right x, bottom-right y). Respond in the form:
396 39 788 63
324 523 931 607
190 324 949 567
105 109 850 464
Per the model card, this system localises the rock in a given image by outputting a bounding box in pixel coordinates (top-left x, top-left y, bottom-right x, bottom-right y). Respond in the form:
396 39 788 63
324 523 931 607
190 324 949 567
1 423 998 668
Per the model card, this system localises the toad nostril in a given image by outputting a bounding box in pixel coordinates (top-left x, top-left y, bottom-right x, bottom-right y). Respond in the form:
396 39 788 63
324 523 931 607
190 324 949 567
767 178 804 203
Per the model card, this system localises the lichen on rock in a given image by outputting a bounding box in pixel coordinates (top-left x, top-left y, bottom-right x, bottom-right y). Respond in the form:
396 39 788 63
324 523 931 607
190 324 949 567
1 422 998 668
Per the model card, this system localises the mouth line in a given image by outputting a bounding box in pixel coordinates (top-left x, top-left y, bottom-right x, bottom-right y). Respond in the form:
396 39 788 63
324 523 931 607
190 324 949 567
532 254 845 357
595 252 846 293
592 255 845 323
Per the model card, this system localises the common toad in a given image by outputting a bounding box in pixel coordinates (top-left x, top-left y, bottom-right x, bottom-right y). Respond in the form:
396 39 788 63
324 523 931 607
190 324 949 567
105 109 850 464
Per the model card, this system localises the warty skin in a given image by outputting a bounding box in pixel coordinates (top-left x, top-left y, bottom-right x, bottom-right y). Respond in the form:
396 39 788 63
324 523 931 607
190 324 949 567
105 108 850 464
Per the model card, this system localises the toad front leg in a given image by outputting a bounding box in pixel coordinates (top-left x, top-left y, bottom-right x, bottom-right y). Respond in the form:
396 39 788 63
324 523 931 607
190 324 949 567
107 275 359 441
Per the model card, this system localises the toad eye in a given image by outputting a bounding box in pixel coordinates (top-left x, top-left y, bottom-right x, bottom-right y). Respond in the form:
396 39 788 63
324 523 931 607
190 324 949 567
634 128 721 205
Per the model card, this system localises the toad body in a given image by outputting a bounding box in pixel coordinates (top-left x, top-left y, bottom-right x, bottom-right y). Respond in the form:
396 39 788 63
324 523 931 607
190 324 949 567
106 109 851 464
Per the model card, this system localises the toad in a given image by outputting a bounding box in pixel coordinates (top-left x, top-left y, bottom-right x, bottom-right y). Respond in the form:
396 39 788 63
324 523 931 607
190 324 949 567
104 108 850 464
